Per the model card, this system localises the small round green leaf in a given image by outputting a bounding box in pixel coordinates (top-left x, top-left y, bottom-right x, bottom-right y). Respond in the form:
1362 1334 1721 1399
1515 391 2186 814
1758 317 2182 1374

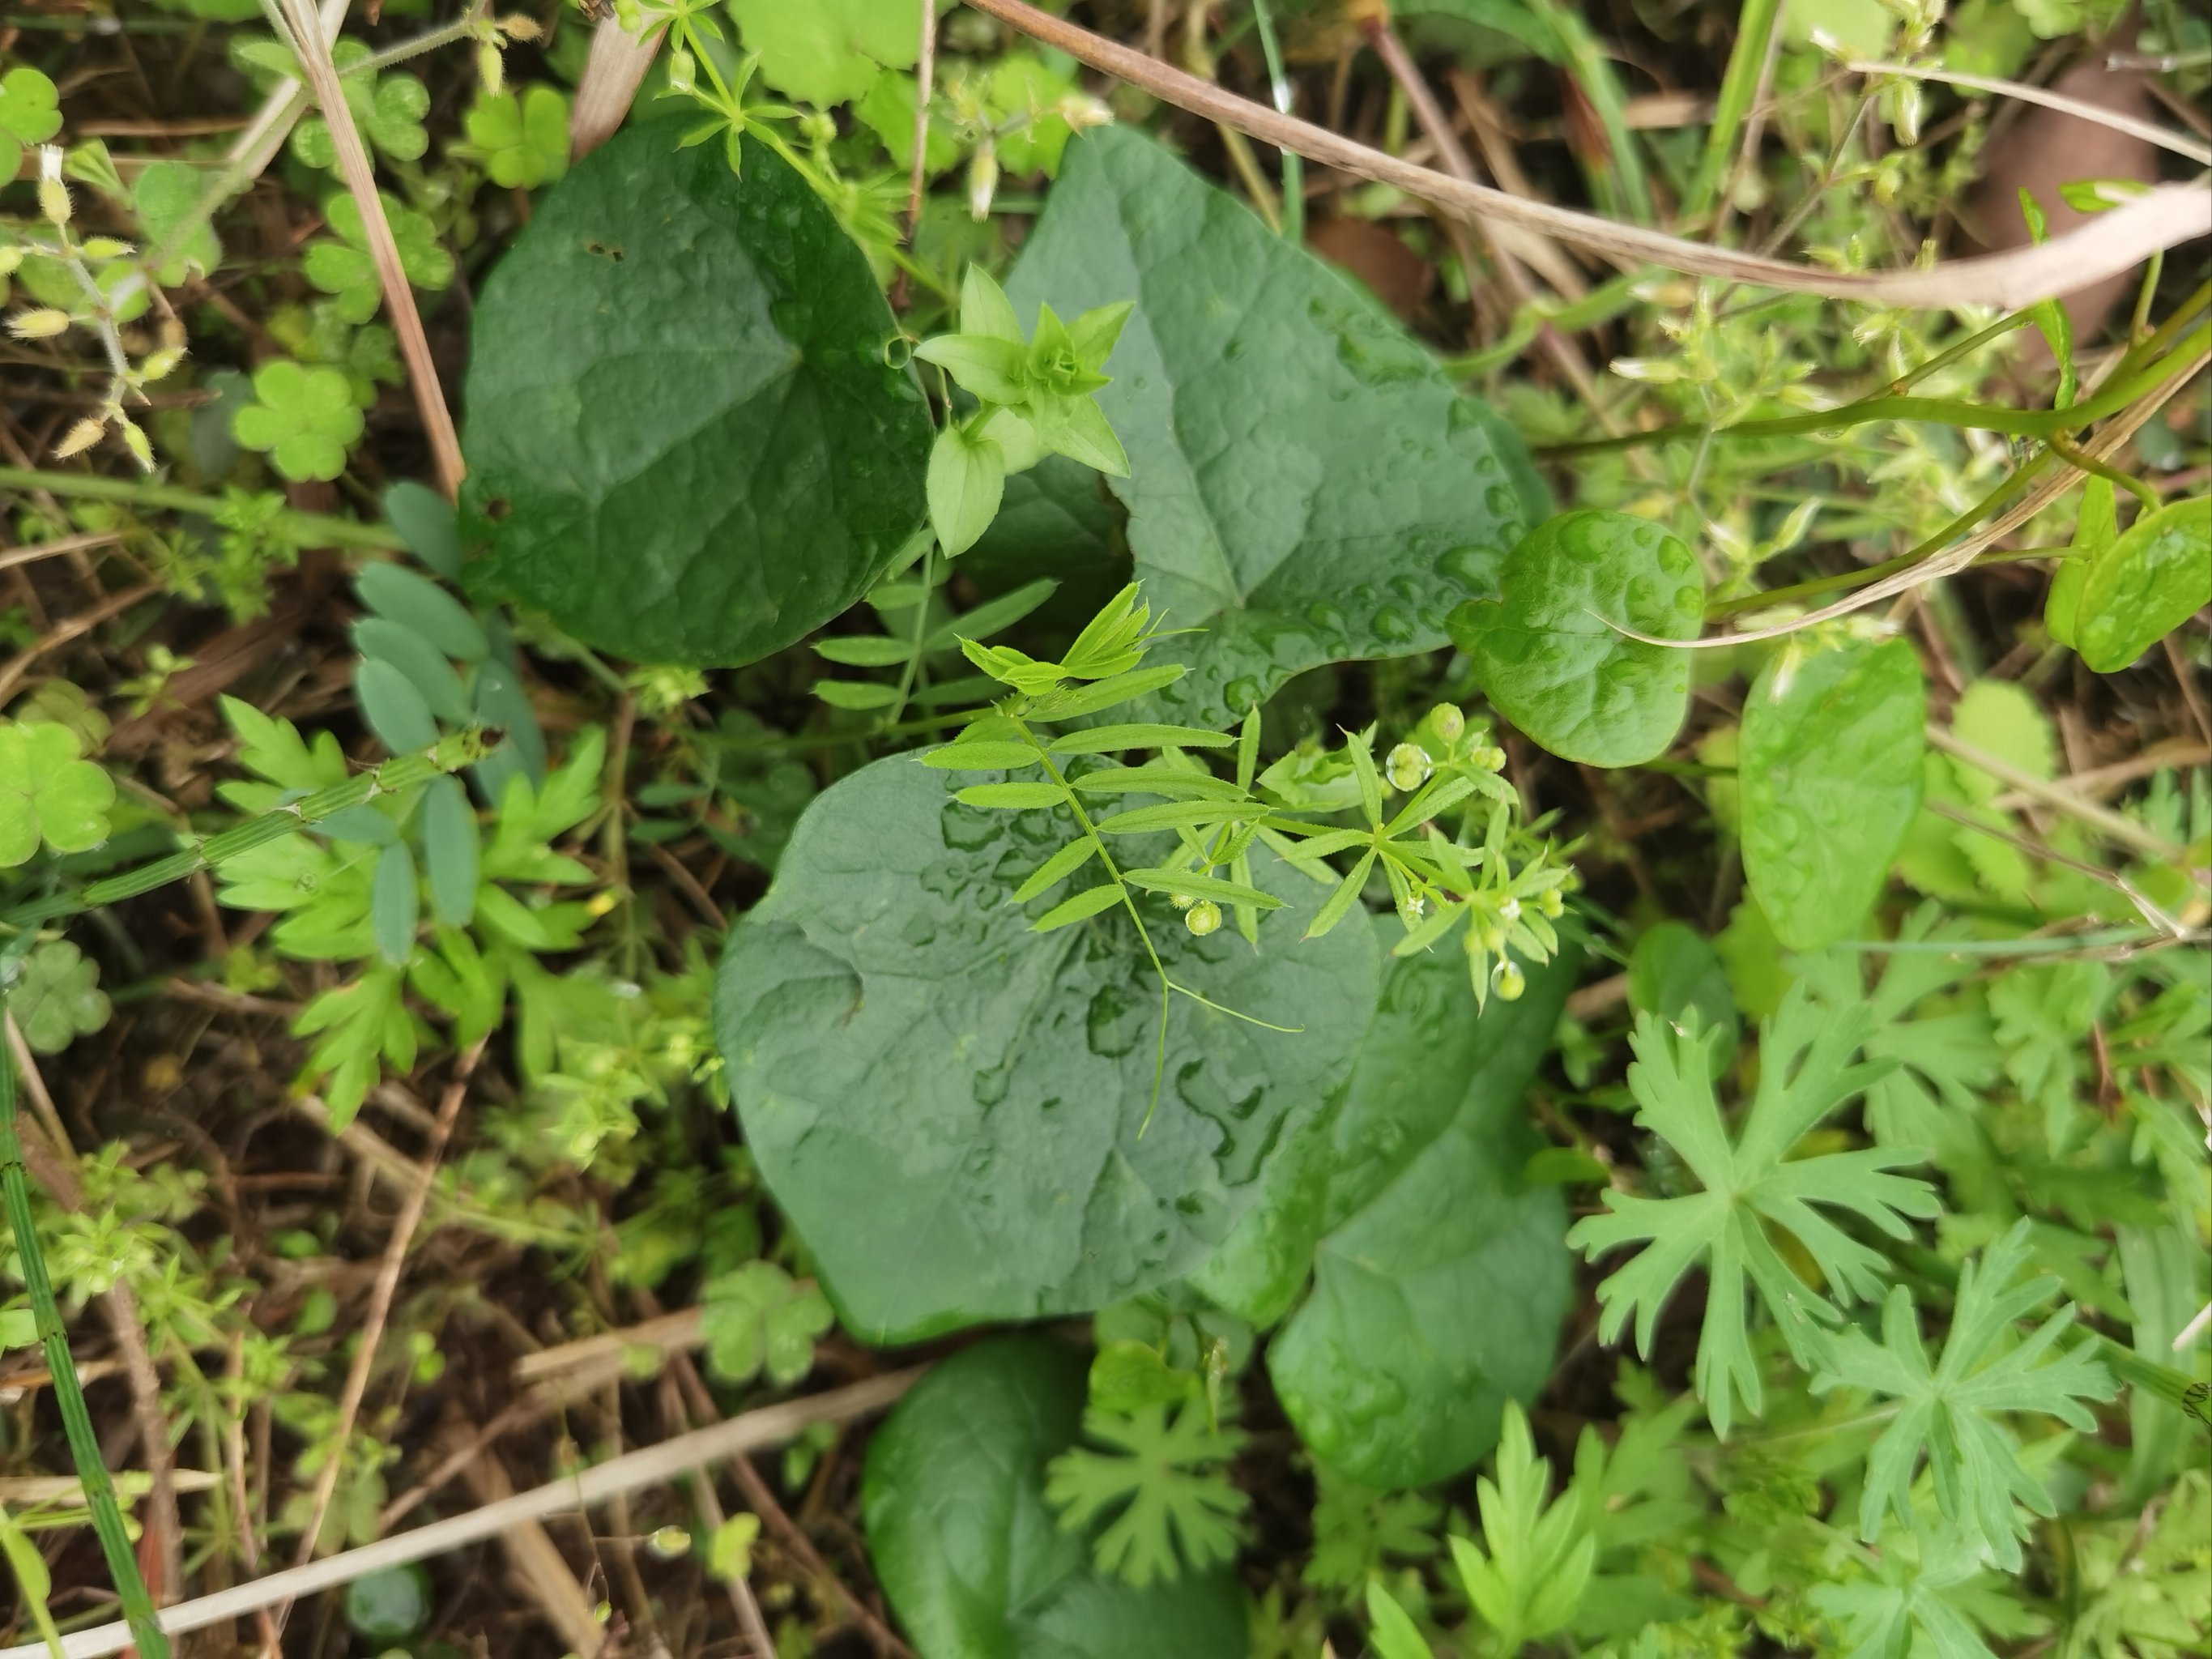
356 563 488 662
459 126 931 667
1740 636 1925 951
2075 497 2211 672
373 840 420 965
381 480 463 579
0 721 116 866
420 776 479 928
355 659 439 754
344 1564 432 1642
862 1337 1246 1659
1449 510 1704 767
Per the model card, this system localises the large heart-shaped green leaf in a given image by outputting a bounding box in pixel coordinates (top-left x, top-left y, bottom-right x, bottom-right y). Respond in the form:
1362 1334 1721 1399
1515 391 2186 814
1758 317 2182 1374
1004 129 1548 727
1190 931 1574 1489
1448 510 1704 767
714 756 1381 1344
458 126 931 667
1741 637 1925 951
862 1337 1247 1659
2074 497 2211 672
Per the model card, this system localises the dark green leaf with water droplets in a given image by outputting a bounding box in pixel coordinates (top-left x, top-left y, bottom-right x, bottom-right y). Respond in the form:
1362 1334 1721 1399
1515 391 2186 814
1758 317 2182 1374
458 126 931 666
1189 929 1575 1489
1004 129 1547 727
714 757 1379 1344
2073 497 2211 672
1448 510 1704 767
1741 637 1925 952
863 1337 1247 1659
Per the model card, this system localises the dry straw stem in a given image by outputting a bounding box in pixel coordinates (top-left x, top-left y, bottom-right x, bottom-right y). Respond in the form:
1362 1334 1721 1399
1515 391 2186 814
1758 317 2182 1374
275 0 466 499
275 1036 488 1627
961 0 2212 309
0 1368 923 1659
1845 58 2212 166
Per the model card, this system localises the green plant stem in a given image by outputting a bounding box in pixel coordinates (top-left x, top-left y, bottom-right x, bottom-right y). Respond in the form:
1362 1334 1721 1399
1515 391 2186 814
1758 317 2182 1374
0 467 406 551
0 730 490 934
1248 0 1302 244
1549 320 2211 457
1886 311 2031 394
1685 0 1782 218
0 1036 171 1659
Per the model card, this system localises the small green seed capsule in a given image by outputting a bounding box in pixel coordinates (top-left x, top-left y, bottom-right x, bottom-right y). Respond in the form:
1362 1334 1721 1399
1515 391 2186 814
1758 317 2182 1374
1184 898 1222 937
1494 958 1527 1000
1428 704 1464 744
1385 742 1432 791
1477 920 1507 953
1538 887 1564 919
1169 891 1196 911
1475 744 1507 772
646 1525 693 1560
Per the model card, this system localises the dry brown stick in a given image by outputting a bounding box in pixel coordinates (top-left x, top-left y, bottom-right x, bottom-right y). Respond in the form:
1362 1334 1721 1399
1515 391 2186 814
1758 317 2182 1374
905 0 938 242
660 1371 775 1659
3 1017 185 1601
223 1336 283 1659
275 0 465 499
278 1037 488 1611
0 582 161 704
664 1349 914 1659
958 0 2211 309
1 1372 922 1659
458 1447 607 1656
1988 739 2212 812
1361 17 1606 413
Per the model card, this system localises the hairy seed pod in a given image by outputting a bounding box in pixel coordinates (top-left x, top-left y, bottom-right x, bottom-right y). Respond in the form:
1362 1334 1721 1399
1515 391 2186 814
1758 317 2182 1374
1183 898 1222 937
1427 703 1464 744
7 307 72 340
118 417 152 468
1538 887 1564 919
53 417 106 459
1493 958 1526 1001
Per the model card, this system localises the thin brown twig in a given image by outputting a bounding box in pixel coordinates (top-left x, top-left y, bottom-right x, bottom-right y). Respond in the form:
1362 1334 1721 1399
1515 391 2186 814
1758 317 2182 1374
277 1037 488 1614
957 0 2212 309
1361 18 1607 414
664 1346 914 1659
275 0 465 498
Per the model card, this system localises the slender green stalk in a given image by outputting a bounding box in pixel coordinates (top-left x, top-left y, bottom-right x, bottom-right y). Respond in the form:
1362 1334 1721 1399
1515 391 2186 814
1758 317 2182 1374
1549 320 2211 456
0 1038 171 1659
1249 0 1302 244
0 467 406 552
1 730 490 935
1685 0 1782 218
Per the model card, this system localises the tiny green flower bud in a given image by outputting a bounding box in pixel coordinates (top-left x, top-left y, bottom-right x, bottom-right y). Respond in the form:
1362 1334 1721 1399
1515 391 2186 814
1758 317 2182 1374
1493 958 1526 1001
968 141 999 220
1475 744 1507 772
79 236 134 262
1385 742 1431 792
479 38 505 94
1169 891 1196 910
1538 887 1564 919
138 347 185 383
1183 898 1221 937
1428 703 1464 744
646 1525 693 1559
667 45 694 92
36 147 70 228
7 307 72 340
118 416 152 468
